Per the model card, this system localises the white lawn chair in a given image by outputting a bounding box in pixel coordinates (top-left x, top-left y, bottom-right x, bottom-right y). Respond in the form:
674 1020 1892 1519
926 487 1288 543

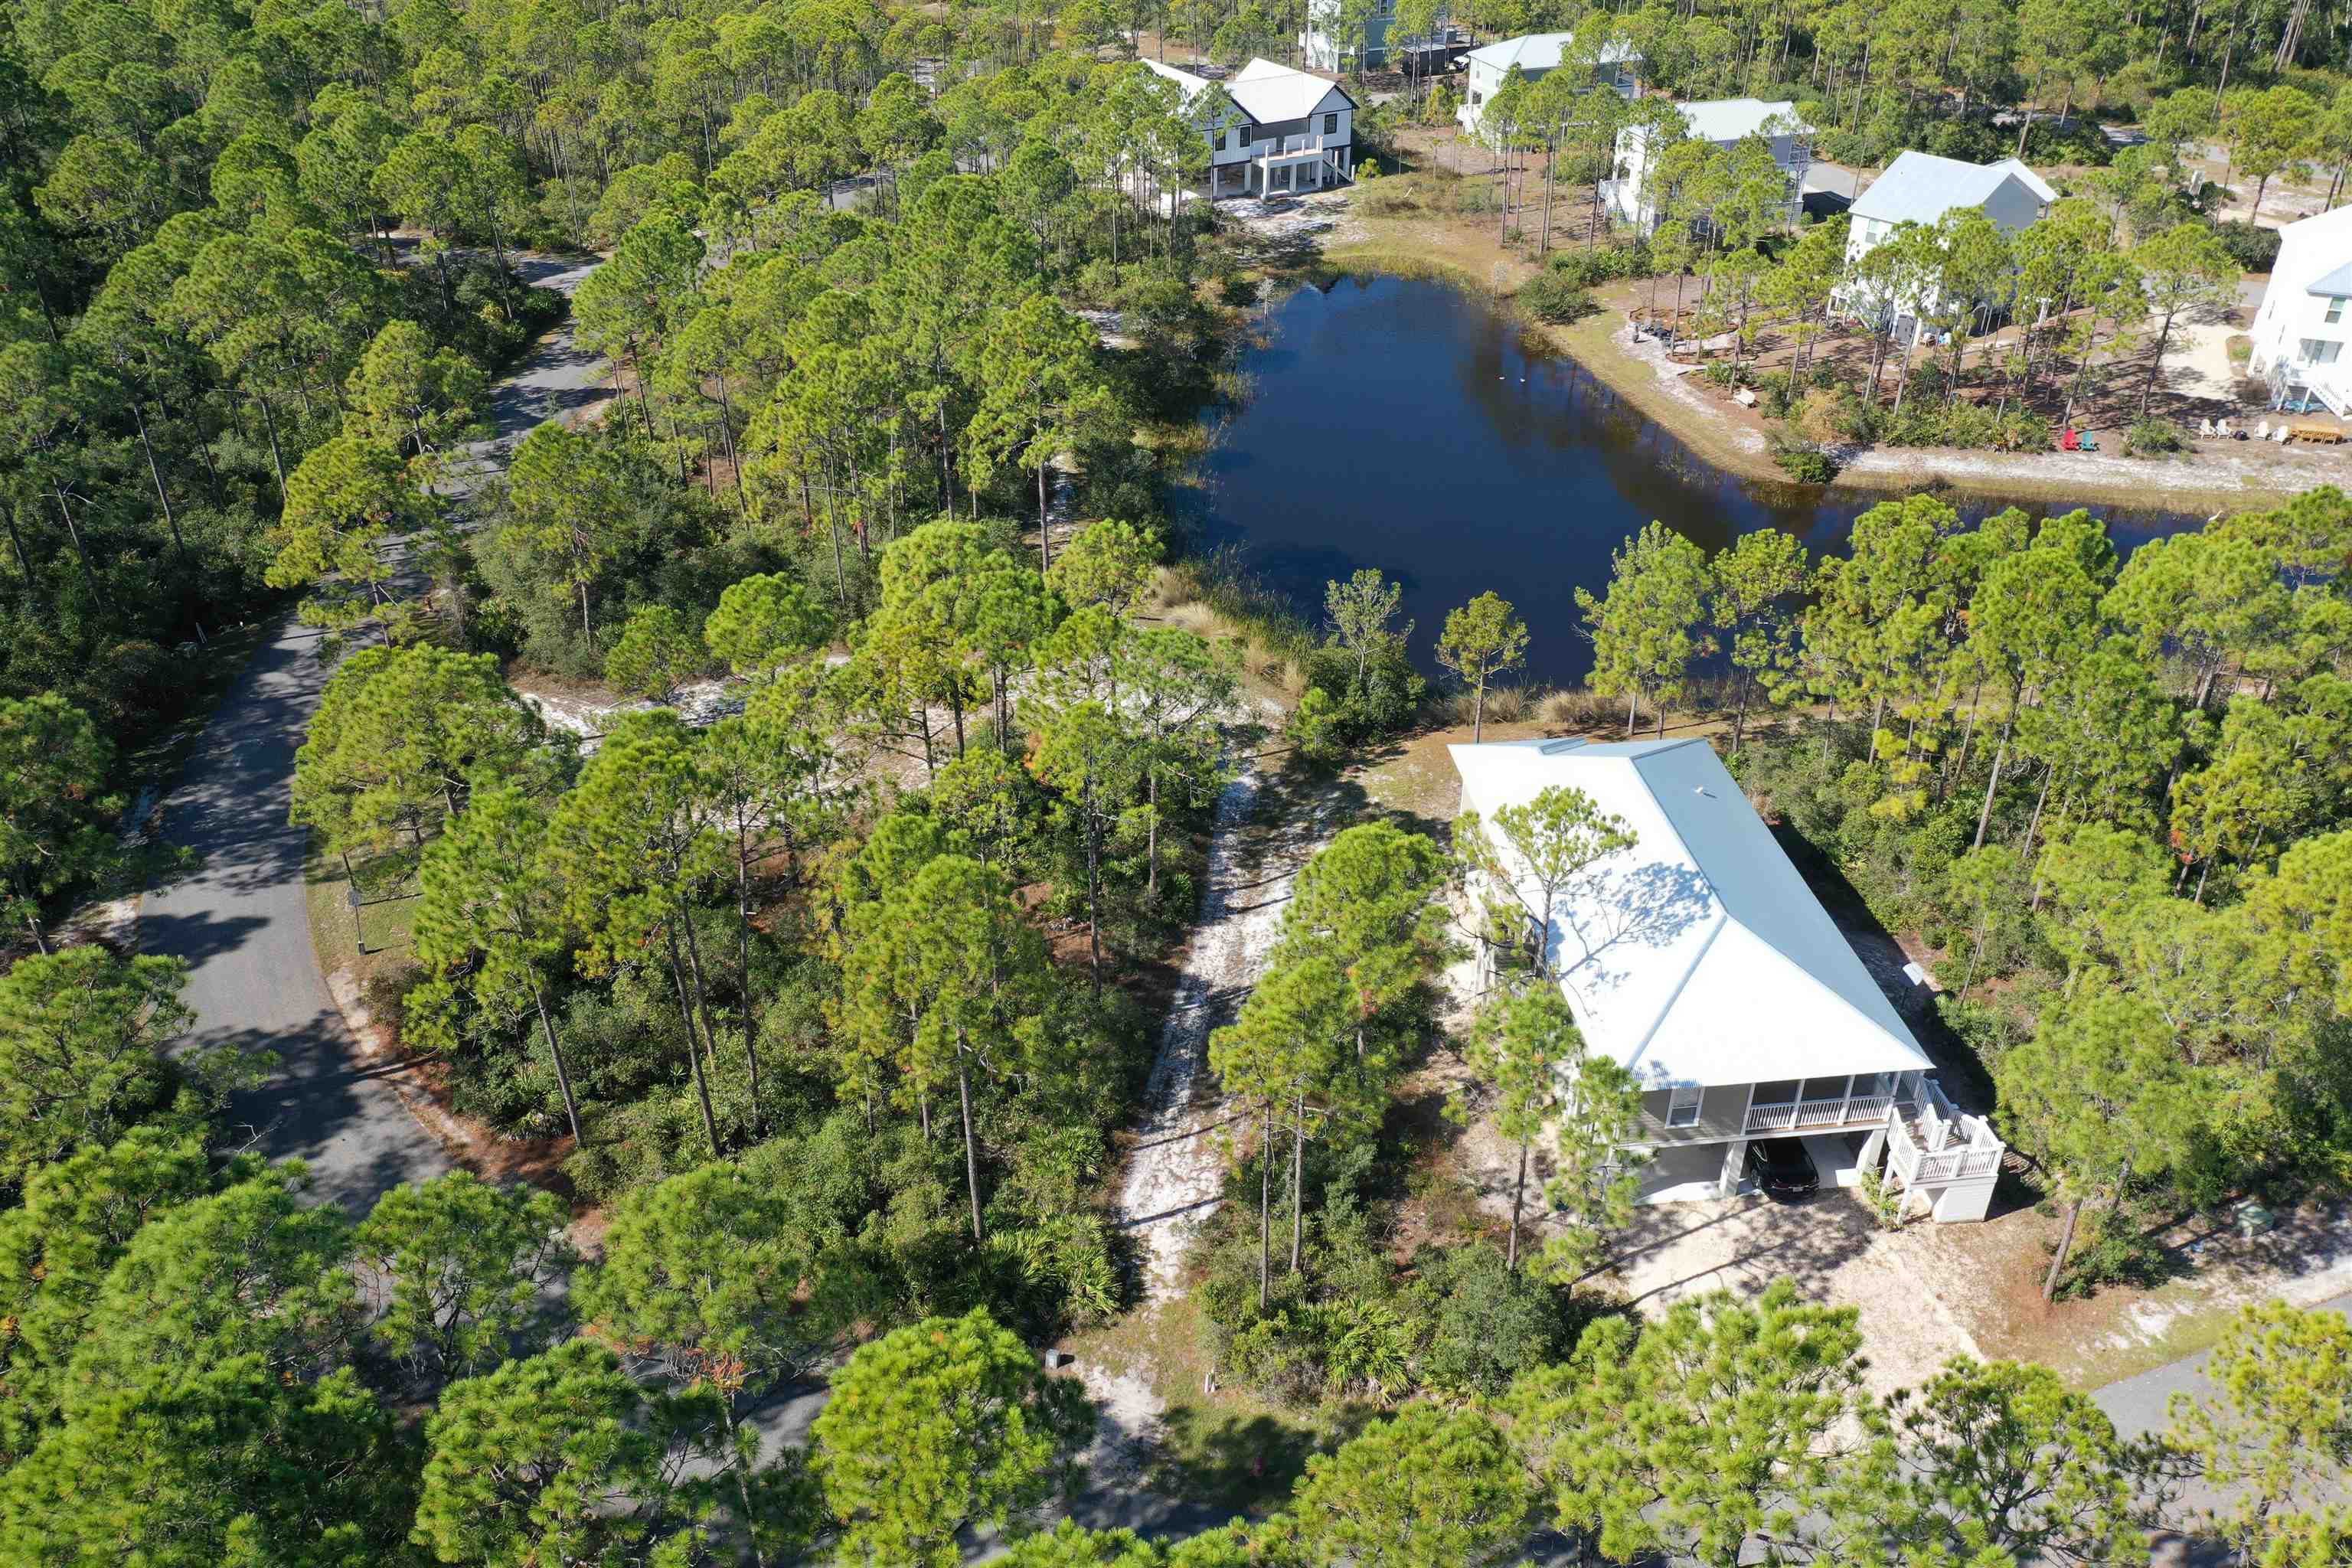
2275 425 2292 443
2218 419 2233 436
2256 419 2272 439
2200 417 2216 436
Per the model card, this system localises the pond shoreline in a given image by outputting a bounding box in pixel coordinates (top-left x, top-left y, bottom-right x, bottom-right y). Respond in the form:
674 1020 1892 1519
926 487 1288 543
1321 229 2321 516
1177 269 2202 688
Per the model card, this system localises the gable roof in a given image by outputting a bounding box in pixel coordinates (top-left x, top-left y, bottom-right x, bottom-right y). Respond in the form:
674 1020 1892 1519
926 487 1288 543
2307 258 2352 296
1449 737 1933 1092
1463 31 1641 71
1852 150 2056 226
1142 57 1354 126
1675 97 1802 143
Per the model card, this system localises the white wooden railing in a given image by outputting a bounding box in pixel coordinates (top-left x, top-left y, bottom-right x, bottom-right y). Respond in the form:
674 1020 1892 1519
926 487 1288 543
1893 1143 2004 1185
1745 1093 1895 1135
1883 1087 2004 1190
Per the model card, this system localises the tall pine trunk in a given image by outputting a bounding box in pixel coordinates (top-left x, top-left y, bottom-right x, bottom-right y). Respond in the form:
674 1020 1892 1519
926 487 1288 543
956 1037 985 1242
1508 1138 1529 1272
1290 1092 1306 1273
667 926 724 1158
1259 1104 1272 1308
529 982 586 1145
2043 1196 2083 1302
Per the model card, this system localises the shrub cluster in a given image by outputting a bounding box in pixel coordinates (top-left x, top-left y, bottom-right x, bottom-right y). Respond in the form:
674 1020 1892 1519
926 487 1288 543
1516 273 1596 324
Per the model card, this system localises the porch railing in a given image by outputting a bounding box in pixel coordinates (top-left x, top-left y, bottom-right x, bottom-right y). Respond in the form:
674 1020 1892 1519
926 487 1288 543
1890 1141 2002 1187
1744 1093 1893 1135
1883 1086 2005 1189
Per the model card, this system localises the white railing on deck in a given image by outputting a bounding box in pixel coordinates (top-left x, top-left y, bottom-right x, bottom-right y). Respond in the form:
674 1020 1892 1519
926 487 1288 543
1883 1094 2005 1189
1745 1094 1894 1134
1891 1142 2003 1186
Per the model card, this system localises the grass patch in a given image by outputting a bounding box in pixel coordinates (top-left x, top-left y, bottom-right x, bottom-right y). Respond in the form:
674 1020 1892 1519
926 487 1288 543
1155 552 1314 706
1064 1294 1359 1517
303 831 424 1011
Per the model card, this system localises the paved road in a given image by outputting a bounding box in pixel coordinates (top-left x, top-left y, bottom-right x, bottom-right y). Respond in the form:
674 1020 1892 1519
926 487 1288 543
2096 1289 2352 1439
147 253 605 1214
2093 1290 2352 1566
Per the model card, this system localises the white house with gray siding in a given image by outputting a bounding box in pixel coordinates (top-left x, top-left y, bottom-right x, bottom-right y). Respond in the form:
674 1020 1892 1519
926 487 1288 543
2249 204 2352 415
1836 151 2056 335
1451 737 2004 1221
1300 0 1467 72
1455 31 1642 143
1142 57 1357 198
1606 98 1809 231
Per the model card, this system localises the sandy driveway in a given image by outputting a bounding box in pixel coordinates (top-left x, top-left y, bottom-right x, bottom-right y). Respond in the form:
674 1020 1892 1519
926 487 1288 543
1082 756 1331 1484
1598 1189 1987 1398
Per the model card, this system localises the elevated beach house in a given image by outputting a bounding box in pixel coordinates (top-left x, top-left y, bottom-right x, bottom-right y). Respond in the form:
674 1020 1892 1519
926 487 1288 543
1455 31 1642 143
1142 57 1357 198
1451 737 2004 1222
1299 0 1468 74
2250 203 2352 415
1606 97 1808 232
1835 150 2056 337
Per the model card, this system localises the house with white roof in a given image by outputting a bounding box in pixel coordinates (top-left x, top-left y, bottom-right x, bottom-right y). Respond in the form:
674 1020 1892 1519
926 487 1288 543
1606 98 1809 232
2250 204 2352 415
1450 737 2004 1220
1141 57 1357 198
1835 151 2056 336
1454 31 1642 142
1299 0 1468 74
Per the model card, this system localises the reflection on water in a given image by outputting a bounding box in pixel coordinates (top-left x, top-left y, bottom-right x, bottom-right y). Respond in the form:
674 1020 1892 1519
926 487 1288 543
1171 273 2200 685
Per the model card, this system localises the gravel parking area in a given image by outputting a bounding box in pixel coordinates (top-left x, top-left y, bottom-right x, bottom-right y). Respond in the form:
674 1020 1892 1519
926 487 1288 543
1593 1187 1988 1399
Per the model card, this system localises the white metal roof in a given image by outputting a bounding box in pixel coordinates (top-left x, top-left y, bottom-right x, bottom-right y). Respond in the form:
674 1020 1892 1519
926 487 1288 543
1450 737 1933 1092
1851 150 2056 226
1463 31 1641 70
1675 96 1802 143
1142 57 1352 126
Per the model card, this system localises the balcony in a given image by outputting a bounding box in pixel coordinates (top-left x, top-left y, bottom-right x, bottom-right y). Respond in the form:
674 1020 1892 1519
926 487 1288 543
1744 1072 1914 1135
1883 1080 2004 1190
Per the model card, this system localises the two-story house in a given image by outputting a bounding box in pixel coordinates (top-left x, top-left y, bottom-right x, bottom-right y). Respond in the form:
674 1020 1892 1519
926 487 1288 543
1606 98 1808 233
1455 31 1642 144
1834 151 2056 338
1142 57 1357 198
1451 737 2004 1223
2251 204 2352 415
1299 0 1468 74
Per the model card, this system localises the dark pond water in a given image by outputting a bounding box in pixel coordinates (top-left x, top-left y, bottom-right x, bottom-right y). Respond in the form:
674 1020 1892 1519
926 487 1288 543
1171 273 2203 687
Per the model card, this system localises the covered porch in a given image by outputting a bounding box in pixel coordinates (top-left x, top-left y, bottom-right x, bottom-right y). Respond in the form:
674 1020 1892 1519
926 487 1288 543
1211 146 1349 198
1743 1070 1922 1136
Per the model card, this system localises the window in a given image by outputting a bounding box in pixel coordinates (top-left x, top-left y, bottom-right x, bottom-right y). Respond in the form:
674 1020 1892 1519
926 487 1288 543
2329 296 2347 324
2301 338 2344 364
1236 122 1253 146
1324 112 1339 135
1666 1083 1703 1128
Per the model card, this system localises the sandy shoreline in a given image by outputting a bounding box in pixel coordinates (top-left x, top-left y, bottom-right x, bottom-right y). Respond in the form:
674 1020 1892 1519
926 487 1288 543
1322 225 2344 515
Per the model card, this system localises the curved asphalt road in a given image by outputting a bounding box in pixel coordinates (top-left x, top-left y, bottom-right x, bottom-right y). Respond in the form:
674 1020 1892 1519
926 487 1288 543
147 254 606 1214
